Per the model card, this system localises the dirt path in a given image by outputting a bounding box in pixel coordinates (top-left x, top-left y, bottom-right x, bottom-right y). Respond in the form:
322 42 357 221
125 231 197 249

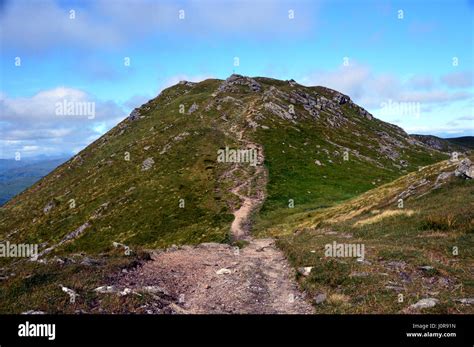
118 239 313 314
113 102 313 314
229 140 266 240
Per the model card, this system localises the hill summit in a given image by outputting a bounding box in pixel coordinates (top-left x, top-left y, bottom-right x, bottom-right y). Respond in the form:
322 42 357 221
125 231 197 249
0 74 447 255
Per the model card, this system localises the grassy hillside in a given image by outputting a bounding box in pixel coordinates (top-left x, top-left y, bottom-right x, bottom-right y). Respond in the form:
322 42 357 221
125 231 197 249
0 75 468 314
0 76 446 258
259 156 473 313
0 80 237 255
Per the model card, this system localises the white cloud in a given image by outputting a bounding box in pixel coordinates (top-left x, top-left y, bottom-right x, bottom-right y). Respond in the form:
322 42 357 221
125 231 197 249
0 87 125 158
408 75 435 90
300 63 473 137
440 71 473 88
1 87 123 123
300 63 473 109
398 90 471 103
457 115 474 121
0 0 318 52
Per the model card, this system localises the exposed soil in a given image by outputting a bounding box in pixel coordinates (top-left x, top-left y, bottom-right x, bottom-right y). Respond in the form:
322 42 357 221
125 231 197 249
113 103 313 314
117 239 313 314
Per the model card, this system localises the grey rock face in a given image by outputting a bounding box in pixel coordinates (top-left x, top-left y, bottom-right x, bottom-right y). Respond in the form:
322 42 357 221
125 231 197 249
217 74 262 93
288 90 320 119
264 102 295 121
379 144 400 161
129 108 141 121
434 172 453 187
178 80 196 87
358 107 373 120
332 92 350 105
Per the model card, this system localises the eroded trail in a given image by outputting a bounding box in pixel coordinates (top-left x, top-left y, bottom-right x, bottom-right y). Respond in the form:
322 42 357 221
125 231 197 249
229 140 266 240
118 239 313 314
114 101 313 314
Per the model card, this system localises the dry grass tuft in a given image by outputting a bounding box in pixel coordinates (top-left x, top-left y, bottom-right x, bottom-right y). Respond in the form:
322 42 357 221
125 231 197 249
354 209 416 227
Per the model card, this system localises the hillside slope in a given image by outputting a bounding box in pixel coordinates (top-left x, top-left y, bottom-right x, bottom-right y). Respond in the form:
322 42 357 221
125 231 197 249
0 75 447 259
261 156 473 313
0 75 470 314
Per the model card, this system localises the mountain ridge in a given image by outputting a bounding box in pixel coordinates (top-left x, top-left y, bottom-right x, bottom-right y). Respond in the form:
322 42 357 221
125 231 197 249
0 74 447 254
1 74 472 314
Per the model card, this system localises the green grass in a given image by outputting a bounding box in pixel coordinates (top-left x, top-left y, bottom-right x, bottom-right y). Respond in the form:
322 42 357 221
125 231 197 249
272 163 473 313
0 250 154 314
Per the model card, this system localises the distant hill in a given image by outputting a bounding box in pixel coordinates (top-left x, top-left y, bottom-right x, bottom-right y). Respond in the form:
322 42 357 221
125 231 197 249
410 134 472 153
0 158 67 206
445 136 474 150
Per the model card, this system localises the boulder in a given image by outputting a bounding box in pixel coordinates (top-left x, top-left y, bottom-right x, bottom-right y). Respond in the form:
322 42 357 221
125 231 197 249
314 293 327 304
217 74 262 93
297 266 313 276
178 81 196 87
409 298 438 310
455 158 473 179
333 93 351 105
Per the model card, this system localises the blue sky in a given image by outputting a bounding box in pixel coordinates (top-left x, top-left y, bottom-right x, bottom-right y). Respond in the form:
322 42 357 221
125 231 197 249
1 0 473 159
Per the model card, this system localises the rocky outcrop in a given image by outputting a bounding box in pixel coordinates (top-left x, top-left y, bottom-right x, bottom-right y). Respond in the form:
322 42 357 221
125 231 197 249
332 92 350 105
410 134 467 153
217 74 262 93
455 158 473 179
264 102 295 121
178 80 196 87
128 108 141 121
